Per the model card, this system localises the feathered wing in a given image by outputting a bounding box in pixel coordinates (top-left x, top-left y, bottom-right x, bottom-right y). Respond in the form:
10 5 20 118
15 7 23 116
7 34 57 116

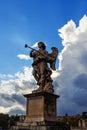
48 47 58 70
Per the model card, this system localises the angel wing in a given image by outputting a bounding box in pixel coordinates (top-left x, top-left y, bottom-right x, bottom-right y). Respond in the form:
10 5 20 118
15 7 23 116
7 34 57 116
48 47 58 70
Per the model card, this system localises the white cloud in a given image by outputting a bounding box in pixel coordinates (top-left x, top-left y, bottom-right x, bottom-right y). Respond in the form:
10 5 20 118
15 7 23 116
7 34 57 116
17 54 31 60
57 15 87 115
0 74 15 79
58 20 77 46
0 104 25 115
0 66 37 114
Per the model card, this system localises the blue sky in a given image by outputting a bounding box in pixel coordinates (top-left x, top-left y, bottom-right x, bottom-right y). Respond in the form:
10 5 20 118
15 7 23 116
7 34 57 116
0 0 87 115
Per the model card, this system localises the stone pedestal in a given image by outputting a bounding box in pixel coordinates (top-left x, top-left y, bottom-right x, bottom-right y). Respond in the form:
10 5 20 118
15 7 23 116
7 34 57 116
11 92 70 130
24 92 59 122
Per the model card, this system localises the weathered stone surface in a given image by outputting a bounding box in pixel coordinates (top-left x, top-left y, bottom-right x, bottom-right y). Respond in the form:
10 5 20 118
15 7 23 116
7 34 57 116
24 91 59 122
12 121 69 130
25 42 58 93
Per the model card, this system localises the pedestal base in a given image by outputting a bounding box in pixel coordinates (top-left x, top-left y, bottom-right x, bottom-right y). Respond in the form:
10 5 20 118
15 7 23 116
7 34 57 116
11 92 70 130
12 121 70 130
24 92 59 122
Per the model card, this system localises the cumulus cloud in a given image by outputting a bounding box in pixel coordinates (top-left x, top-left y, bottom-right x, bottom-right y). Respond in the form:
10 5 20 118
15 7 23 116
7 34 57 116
0 66 37 114
57 15 87 115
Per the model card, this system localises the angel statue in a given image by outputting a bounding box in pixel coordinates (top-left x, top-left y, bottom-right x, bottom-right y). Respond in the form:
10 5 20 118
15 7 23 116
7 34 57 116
25 42 58 94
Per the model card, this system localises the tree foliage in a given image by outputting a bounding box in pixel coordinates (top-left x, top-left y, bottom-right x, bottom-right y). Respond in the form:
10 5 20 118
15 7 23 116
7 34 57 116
0 113 16 129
